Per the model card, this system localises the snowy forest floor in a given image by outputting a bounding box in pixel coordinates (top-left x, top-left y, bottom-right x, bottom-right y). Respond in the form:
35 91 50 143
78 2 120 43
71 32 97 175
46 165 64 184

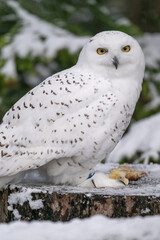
1 214 160 240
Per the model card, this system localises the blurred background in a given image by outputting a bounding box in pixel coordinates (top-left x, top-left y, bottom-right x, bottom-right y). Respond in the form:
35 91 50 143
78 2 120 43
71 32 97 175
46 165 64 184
0 0 160 164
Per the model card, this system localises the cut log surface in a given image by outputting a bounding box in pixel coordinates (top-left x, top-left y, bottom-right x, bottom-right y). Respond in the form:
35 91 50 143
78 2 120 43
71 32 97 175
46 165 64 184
0 164 160 222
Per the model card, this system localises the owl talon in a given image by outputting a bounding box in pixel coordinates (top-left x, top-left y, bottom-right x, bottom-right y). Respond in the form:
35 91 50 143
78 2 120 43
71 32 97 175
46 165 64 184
119 177 129 186
91 179 97 188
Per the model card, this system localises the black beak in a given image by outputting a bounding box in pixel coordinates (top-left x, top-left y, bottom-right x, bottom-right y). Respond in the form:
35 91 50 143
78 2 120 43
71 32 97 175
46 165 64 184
112 56 119 69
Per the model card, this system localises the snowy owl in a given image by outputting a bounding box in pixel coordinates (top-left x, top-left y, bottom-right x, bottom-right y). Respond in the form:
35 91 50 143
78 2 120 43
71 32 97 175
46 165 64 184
0 31 145 189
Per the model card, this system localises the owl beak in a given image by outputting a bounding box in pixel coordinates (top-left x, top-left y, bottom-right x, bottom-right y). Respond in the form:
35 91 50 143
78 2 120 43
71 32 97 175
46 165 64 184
112 56 119 69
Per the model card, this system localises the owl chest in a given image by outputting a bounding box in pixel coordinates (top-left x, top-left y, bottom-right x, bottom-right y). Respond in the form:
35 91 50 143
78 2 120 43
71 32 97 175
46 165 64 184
88 98 134 162
108 103 133 140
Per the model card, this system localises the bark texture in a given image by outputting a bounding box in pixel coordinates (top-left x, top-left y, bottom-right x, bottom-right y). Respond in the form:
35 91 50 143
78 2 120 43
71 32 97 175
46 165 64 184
0 182 160 222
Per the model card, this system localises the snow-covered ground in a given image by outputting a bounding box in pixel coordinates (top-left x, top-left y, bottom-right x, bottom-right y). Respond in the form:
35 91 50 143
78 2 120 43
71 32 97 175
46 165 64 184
1 214 160 240
108 113 160 164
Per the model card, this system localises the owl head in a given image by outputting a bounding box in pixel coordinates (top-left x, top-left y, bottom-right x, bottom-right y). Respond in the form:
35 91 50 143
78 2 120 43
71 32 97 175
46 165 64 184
77 31 145 80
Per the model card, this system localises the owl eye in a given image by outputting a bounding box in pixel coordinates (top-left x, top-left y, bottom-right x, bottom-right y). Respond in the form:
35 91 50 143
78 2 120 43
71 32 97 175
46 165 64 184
121 45 131 52
97 48 107 55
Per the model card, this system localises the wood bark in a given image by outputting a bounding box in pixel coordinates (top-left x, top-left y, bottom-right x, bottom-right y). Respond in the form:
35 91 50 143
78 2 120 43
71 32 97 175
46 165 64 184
0 181 160 222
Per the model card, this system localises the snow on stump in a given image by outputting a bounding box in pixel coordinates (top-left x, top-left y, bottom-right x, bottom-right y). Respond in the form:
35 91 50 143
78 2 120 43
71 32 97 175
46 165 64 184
0 164 160 222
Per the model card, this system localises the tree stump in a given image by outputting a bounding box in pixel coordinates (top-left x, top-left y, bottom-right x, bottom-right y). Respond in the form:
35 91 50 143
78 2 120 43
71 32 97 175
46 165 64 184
0 164 160 222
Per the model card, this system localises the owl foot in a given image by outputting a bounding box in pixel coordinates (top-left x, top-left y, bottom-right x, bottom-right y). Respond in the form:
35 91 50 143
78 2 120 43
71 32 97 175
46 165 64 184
78 171 126 188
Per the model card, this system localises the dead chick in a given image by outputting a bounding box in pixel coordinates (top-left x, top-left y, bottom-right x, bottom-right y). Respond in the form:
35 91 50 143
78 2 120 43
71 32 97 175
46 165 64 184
109 165 147 185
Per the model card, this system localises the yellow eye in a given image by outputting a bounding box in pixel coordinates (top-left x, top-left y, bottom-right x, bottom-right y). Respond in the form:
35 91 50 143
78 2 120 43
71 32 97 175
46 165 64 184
97 48 107 55
121 45 131 52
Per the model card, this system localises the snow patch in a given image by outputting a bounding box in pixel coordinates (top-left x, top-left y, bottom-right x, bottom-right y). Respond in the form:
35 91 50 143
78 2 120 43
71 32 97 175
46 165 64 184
145 82 160 110
1 215 160 240
1 1 89 78
108 113 160 164
8 186 44 219
141 208 150 215
138 33 160 69
12 209 21 220
1 58 17 79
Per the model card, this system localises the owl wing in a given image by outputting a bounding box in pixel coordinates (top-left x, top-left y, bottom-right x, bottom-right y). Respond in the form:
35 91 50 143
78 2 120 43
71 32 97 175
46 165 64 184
0 69 117 176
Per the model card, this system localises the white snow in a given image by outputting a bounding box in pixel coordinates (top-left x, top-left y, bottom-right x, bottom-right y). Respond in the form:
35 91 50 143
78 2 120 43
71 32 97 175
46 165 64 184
8 186 45 220
117 17 131 26
145 82 160 110
137 33 160 109
138 33 160 69
108 113 160 164
141 208 150 214
1 215 160 240
12 209 21 220
1 58 17 79
1 1 89 78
